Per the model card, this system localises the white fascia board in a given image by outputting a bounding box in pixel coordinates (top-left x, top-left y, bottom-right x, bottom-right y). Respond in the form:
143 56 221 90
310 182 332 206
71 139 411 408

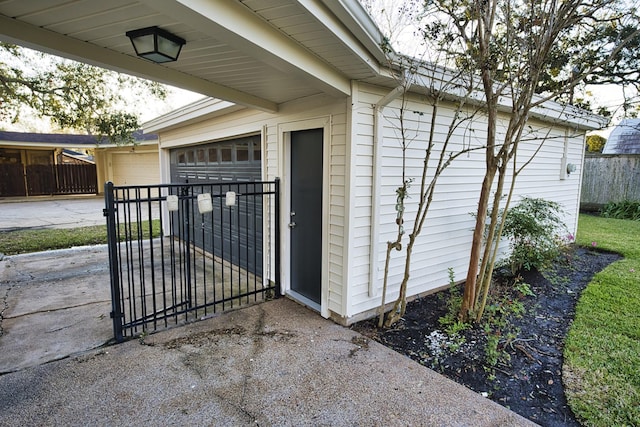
300 0 381 74
145 0 351 97
527 99 608 131
0 14 278 113
143 98 246 133
0 141 59 149
322 0 389 64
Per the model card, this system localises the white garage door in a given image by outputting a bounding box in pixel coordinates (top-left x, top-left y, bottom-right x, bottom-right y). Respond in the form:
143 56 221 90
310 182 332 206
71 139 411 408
111 152 159 186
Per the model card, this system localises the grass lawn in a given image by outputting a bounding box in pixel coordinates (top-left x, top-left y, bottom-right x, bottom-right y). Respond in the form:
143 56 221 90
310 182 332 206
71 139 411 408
0 221 161 255
564 214 640 426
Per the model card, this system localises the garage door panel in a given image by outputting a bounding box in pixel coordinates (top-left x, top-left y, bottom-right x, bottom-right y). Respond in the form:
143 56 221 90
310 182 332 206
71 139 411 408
170 135 263 275
112 152 159 186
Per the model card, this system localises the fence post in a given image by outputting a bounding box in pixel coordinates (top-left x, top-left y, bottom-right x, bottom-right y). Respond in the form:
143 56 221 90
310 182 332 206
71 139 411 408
104 181 124 342
274 178 281 297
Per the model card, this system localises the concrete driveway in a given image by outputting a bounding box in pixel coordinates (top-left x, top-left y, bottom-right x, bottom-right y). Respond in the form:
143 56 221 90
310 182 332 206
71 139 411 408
0 196 106 231
0 197 535 425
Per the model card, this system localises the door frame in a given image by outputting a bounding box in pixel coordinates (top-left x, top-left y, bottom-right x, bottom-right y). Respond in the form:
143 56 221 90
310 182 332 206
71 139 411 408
278 117 331 318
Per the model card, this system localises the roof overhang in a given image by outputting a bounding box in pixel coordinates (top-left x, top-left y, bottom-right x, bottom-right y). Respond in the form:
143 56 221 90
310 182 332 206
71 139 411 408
0 0 388 113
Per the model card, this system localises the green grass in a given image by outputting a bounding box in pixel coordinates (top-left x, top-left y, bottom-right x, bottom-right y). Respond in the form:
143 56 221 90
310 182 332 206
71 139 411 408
0 220 161 255
564 214 640 426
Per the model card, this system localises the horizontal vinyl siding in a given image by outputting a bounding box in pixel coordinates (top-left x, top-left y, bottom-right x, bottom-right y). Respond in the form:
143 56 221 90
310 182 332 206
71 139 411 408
157 94 348 317
346 83 586 320
328 110 348 314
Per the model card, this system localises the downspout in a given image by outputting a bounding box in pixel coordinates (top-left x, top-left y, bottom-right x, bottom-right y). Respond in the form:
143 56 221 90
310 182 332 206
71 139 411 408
368 76 409 297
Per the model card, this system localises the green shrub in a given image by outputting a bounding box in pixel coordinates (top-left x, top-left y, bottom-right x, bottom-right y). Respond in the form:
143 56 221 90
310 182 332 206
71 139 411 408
585 134 606 152
601 200 640 221
502 197 570 273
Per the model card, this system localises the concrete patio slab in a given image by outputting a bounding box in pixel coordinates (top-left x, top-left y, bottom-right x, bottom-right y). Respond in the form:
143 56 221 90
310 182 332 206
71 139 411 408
0 297 536 426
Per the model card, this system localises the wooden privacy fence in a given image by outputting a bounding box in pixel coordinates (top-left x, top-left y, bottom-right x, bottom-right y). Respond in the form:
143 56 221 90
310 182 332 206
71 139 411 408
0 163 97 197
581 154 640 210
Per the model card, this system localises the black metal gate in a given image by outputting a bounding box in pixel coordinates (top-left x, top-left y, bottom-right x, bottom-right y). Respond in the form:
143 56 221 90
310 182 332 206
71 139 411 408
104 180 280 342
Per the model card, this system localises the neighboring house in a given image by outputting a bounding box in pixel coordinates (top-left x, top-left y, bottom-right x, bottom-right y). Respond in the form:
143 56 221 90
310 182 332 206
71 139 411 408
603 119 640 154
0 130 158 197
0 1 605 324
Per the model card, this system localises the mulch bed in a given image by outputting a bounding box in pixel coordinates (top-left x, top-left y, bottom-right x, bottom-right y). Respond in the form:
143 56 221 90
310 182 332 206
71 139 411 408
352 246 621 427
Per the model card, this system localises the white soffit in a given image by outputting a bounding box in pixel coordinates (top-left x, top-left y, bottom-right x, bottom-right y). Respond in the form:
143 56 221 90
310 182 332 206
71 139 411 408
0 0 384 111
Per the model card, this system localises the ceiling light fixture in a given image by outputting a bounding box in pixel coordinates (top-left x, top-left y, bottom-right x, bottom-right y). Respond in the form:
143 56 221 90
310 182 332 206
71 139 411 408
126 26 186 63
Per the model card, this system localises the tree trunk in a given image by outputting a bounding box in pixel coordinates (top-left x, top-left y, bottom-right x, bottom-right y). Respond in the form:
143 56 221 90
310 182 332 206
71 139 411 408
459 167 495 320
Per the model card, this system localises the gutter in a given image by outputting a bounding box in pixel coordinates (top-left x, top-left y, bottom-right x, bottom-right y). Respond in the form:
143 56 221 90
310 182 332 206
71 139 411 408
368 76 409 297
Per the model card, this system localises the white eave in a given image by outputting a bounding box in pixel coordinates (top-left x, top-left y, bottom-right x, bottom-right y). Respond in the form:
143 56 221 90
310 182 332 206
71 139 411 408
143 98 246 133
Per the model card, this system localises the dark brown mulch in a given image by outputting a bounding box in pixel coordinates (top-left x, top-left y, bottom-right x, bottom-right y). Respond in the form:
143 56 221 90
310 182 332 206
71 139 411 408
352 247 621 427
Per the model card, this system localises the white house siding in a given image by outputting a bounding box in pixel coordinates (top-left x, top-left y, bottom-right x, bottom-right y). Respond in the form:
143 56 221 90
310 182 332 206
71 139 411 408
345 83 586 322
155 94 349 318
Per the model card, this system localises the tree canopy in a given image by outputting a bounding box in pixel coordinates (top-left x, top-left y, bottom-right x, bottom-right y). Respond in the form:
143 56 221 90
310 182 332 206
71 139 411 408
0 43 168 143
362 0 640 120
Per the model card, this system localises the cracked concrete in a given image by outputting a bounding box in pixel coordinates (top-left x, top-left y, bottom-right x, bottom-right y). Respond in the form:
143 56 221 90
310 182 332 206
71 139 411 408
0 246 113 374
0 298 536 426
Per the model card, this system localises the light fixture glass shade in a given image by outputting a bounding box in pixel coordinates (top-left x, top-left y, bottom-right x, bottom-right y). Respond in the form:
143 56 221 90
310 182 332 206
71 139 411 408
126 26 185 63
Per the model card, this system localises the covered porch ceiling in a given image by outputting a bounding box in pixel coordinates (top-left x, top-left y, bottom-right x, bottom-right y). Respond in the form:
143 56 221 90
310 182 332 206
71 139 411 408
0 0 389 113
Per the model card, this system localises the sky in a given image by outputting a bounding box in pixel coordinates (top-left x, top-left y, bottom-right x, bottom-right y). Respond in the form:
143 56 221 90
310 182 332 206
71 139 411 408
361 0 635 137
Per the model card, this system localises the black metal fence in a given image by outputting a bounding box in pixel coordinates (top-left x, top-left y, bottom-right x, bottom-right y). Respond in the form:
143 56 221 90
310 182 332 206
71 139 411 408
104 180 280 342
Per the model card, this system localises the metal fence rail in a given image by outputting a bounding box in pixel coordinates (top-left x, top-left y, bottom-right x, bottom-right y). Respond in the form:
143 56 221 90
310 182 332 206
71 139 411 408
104 180 280 342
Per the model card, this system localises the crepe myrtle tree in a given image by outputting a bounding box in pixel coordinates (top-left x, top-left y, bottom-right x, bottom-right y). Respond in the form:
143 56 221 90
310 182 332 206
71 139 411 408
412 0 640 322
375 48 489 327
0 43 167 144
366 0 640 326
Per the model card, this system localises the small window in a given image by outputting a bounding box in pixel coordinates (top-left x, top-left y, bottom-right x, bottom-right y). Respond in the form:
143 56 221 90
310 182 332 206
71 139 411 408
208 148 218 163
197 148 206 163
236 143 249 162
253 143 261 161
186 150 195 164
220 147 232 162
177 153 186 164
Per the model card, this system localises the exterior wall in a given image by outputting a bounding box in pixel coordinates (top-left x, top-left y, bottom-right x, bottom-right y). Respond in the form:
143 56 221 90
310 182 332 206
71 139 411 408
345 83 587 322
150 87 588 324
94 144 159 193
155 94 349 318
